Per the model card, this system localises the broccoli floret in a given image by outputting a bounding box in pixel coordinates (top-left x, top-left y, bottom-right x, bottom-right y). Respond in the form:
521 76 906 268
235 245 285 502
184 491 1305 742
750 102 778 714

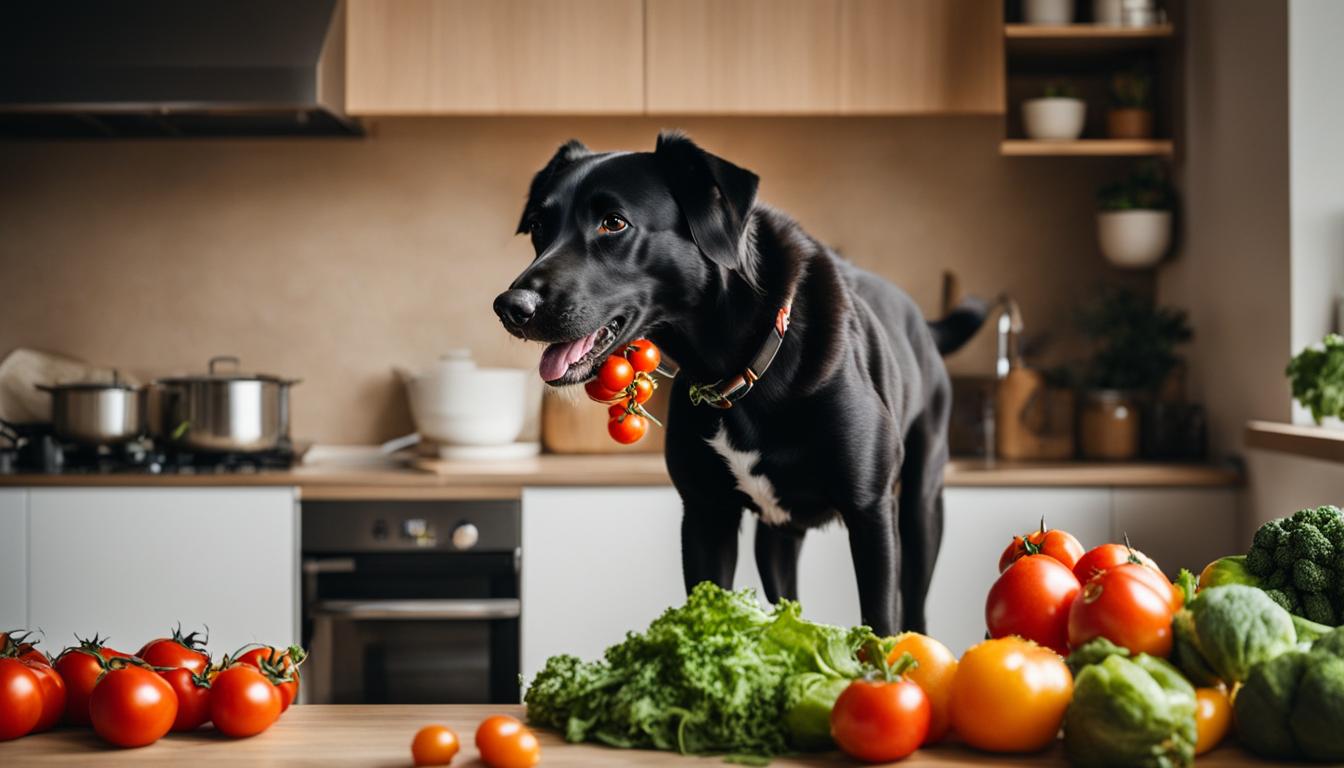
1293 506 1341 530
1291 526 1335 564
1265 588 1299 614
1323 517 1344 551
1276 543 1297 568
1247 547 1275 576
1303 593 1339 626
1296 560 1332 593
1263 568 1289 589
1254 519 1288 552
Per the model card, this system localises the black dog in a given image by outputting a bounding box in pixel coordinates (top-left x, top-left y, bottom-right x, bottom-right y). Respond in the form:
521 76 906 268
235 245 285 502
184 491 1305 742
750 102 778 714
494 133 983 635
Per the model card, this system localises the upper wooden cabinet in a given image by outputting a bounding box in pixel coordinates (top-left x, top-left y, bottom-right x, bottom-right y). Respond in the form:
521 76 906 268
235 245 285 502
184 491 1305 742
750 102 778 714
346 0 1004 115
346 0 645 114
645 0 1004 114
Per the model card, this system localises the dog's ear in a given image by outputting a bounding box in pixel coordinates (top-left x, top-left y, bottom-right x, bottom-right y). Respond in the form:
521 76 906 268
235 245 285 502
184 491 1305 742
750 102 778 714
654 131 759 270
516 139 592 234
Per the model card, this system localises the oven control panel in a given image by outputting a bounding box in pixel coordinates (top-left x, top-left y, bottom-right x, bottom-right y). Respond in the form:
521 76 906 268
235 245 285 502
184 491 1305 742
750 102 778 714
302 500 520 553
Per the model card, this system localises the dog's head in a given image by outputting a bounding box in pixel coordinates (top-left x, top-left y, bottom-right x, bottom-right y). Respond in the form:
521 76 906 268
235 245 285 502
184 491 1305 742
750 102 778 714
493 132 760 385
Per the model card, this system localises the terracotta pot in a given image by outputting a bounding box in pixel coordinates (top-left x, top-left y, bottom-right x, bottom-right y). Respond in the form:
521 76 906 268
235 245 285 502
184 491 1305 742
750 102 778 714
1107 108 1154 139
1079 390 1140 460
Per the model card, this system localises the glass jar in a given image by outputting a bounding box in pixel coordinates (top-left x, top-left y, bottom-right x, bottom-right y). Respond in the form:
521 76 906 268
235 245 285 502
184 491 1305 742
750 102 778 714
1080 389 1140 460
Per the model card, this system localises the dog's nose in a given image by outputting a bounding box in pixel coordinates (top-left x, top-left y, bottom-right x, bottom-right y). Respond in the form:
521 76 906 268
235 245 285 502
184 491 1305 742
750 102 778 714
494 289 541 328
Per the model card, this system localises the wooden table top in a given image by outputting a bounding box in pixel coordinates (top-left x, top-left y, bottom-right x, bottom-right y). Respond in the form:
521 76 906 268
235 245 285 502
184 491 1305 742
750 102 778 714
0 704 1273 767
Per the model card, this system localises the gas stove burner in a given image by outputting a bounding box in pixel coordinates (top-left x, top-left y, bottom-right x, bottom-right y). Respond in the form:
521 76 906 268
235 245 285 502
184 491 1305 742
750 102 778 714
162 446 297 474
0 425 296 475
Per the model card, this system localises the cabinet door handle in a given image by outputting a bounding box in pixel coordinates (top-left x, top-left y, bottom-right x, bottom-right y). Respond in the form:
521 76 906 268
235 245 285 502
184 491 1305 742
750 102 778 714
309 598 520 621
302 558 356 574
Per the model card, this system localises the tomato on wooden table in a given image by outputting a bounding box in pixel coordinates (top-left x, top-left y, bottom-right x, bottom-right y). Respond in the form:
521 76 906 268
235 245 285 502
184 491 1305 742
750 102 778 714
209 664 282 738
1069 562 1176 656
89 662 178 748
476 714 541 768
886 633 957 744
830 669 930 762
985 553 1081 655
23 660 65 733
53 645 110 726
949 637 1073 753
159 667 212 732
0 657 43 740
998 520 1085 572
412 724 461 766
1194 686 1232 755
138 625 210 676
232 644 306 712
1073 542 1180 610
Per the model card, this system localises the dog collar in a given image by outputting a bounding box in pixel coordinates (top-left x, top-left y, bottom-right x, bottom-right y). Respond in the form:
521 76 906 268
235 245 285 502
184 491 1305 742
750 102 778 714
688 292 794 409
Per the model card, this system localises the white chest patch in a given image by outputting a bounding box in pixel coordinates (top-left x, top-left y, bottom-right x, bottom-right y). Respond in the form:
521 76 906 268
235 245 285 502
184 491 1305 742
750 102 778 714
705 425 791 526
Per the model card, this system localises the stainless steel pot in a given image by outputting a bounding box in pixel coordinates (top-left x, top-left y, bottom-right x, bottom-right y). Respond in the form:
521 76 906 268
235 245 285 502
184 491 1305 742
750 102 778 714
154 356 300 453
36 375 145 444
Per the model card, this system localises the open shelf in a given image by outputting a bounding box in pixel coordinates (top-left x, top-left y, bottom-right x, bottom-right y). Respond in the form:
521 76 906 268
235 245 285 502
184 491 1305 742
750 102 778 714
1005 23 1175 39
999 139 1175 157
1006 23 1174 56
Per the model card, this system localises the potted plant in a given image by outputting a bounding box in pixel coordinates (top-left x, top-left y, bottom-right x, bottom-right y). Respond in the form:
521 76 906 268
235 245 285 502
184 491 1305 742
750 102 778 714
1107 68 1154 139
1287 334 1344 428
1023 0 1075 25
1022 83 1086 141
1096 161 1174 268
1077 287 1193 460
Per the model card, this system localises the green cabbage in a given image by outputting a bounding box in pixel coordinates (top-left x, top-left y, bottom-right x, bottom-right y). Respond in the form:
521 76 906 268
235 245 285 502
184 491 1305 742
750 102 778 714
523 582 877 757
1236 627 1344 762
1172 584 1297 685
1064 640 1196 768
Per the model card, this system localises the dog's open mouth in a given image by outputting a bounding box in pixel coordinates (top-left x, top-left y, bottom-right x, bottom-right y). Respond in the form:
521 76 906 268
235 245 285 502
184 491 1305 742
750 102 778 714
538 316 628 384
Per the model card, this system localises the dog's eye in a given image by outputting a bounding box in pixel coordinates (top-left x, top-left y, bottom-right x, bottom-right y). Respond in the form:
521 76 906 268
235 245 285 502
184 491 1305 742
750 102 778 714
598 213 628 234
528 219 542 237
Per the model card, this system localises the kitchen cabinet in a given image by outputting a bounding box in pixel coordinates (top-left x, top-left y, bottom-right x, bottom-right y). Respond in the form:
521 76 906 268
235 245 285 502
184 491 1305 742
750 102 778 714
1111 488 1239 578
26 488 298 654
346 0 645 115
644 0 1003 114
0 489 26 630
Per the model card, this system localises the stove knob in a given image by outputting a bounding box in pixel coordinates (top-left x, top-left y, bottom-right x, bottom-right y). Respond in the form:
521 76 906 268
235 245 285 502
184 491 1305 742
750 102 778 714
451 522 480 551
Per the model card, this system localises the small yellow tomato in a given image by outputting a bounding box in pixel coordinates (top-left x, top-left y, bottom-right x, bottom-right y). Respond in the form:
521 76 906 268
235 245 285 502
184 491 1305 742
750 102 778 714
949 637 1073 753
412 724 460 766
1194 687 1232 755
887 632 958 743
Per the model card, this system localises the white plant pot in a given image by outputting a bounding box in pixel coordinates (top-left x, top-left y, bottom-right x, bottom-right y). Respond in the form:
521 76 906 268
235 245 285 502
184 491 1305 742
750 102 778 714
1022 98 1087 140
1097 210 1172 268
1024 0 1075 24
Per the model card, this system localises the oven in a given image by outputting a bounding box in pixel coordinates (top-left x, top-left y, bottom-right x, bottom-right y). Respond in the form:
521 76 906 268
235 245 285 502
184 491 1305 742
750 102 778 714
300 499 520 704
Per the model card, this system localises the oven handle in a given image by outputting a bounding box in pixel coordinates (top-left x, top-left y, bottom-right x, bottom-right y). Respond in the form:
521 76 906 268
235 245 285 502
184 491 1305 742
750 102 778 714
309 598 520 621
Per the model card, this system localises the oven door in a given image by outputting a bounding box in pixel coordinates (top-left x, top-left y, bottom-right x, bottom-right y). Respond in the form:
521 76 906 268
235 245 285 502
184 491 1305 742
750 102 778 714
302 552 521 705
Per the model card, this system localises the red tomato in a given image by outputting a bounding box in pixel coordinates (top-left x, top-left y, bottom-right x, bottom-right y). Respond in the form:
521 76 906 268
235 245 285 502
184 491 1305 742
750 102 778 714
1072 543 1178 610
607 400 633 420
624 339 661 373
53 646 107 726
232 645 305 712
830 678 930 762
998 522 1085 572
89 664 178 748
25 660 65 733
630 375 655 404
608 413 647 444
596 355 634 392
412 724 461 766
476 714 541 768
583 378 622 403
986 554 1081 656
138 627 210 676
1068 563 1175 656
209 665 282 738
159 667 212 732
0 657 43 741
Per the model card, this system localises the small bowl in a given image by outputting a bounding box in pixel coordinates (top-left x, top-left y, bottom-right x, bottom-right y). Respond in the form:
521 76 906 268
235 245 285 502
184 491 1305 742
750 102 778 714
402 352 529 446
1097 210 1172 268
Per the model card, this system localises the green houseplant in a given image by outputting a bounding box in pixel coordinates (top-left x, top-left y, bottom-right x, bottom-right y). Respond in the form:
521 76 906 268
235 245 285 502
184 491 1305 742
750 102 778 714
1287 334 1344 425
1097 162 1175 269
1077 287 1193 459
1108 68 1155 139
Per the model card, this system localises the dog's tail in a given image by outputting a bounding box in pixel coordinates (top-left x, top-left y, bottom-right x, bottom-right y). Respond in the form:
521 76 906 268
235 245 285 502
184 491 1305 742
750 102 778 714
927 296 989 356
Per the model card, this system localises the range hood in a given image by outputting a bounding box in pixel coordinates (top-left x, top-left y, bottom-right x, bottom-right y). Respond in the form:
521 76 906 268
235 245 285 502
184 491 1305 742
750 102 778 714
0 0 361 138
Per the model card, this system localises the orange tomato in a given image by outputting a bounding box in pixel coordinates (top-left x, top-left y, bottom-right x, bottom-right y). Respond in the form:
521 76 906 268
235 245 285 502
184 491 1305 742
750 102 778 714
949 637 1073 753
412 724 461 766
476 715 540 768
1194 687 1231 755
887 632 958 743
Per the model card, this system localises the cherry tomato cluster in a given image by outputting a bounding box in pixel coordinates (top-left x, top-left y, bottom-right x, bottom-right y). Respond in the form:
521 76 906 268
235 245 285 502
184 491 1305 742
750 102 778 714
412 715 540 768
986 522 1181 658
583 338 663 445
0 626 306 748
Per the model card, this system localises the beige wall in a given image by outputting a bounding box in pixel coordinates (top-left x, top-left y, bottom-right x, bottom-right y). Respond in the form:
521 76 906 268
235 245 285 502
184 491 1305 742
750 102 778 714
1 117 1143 444
1158 0 1291 461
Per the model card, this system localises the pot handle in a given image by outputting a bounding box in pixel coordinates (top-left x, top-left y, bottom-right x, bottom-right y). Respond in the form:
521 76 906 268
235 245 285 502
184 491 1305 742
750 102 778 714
208 355 241 375
34 383 54 393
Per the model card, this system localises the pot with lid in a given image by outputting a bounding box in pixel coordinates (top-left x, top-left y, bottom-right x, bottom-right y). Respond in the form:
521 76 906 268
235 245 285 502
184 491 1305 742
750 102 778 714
154 356 300 453
36 372 145 444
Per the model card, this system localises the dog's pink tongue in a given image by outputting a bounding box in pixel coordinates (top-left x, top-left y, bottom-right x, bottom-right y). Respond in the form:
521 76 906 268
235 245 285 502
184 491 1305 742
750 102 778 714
539 331 598 382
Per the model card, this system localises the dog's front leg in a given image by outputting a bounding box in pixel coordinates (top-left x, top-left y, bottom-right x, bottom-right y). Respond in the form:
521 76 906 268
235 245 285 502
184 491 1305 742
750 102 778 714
680 504 742 593
846 497 901 636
